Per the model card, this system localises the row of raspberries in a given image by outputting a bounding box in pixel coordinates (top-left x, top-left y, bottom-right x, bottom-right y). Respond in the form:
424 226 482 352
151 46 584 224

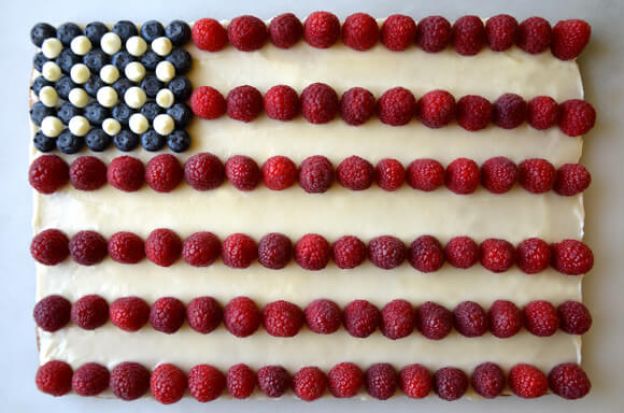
30 229 594 275
37 359 590 401
191 12 591 60
35 294 591 339
191 84 596 136
30 153 591 196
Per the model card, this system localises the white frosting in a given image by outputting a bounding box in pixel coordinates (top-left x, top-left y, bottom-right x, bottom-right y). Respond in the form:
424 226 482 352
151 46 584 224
41 61 61 82
129 113 149 134
155 60 175 82
38 86 58 108
96 86 118 108
126 36 147 57
124 61 146 82
124 86 146 109
99 64 120 84
70 63 90 84
100 32 121 55
155 88 174 108
68 116 90 137
70 35 92 56
68 88 89 108
102 118 121 136
153 113 174 135
39 116 63 137
151 36 172 56
41 38 62 59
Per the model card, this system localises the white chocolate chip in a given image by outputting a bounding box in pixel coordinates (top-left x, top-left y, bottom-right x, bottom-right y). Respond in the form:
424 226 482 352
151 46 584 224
68 116 91 137
151 37 172 56
129 113 149 134
40 116 64 138
68 88 89 108
99 64 120 84
126 36 147 57
156 88 175 108
153 114 175 136
41 61 61 81
124 86 147 109
70 63 91 84
41 38 62 59
101 32 122 55
102 118 121 136
155 61 175 83
96 86 118 108
39 86 58 108
124 61 146 82
70 35 92 55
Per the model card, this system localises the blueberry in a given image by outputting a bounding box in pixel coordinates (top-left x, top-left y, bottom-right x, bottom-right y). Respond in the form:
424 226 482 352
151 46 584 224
83 49 109 72
140 20 164 42
140 50 161 71
167 129 190 152
33 52 47 72
56 131 84 154
30 102 55 126
84 75 105 98
31 23 57 47
56 48 80 74
140 75 162 98
55 76 76 100
57 102 83 124
140 102 162 121
85 22 109 44
113 130 140 151
112 103 133 125
33 130 56 152
168 76 192 101
111 50 135 71
112 78 133 96
113 20 138 42
141 129 166 151
166 48 191 74
31 76 52 95
57 23 82 46
85 128 111 151
167 103 192 127
165 20 191 46
84 102 110 125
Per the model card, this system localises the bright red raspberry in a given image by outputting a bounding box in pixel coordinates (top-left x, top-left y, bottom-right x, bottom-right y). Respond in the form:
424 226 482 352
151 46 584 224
480 238 515 273
72 363 110 396
295 233 331 270
188 364 225 402
71 294 108 330
263 300 304 337
375 158 404 191
551 239 594 275
110 362 150 401
517 17 551 54
299 155 334 193
434 367 468 400
378 87 416 126
192 18 227 51
481 156 518 194
333 235 367 269
493 93 527 129
110 296 150 332
445 236 479 268
227 364 256 399
151 364 187 404
29 155 69 194
107 156 144 192
417 301 452 340
340 87 376 126
342 13 379 51
337 155 374 190
523 300 559 336
558 99 596 137
69 230 107 265
305 299 341 334
182 231 220 267
301 82 339 124
304 11 340 48
366 363 397 400
456 95 492 131
150 297 186 334
145 228 182 267
185 152 225 191
225 155 260 191
406 159 445 191
549 363 591 399
381 299 415 340
558 300 592 334
509 364 548 398
344 299 380 338
257 365 290 397
69 156 106 191
516 238 550 274
262 155 297 190
416 16 452 52
445 158 480 194
190 86 226 119
145 154 183 193
418 89 456 128
36 360 73 396
30 229 69 265
34 295 71 332
527 96 559 129
368 235 406 269
328 362 363 398
226 85 263 122
224 296 261 337
264 85 299 120
293 367 327 401
552 20 591 60
554 163 591 196
518 158 556 193
227 15 267 51
489 299 522 338
400 364 432 398
258 233 292 269
222 233 257 268
186 296 223 333
108 232 144 264
471 362 505 398
381 14 416 51
452 15 485 55
485 14 518 51
409 235 445 272
453 301 488 337
269 13 303 48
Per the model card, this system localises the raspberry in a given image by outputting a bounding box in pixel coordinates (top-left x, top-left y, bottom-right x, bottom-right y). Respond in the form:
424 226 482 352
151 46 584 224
400 364 432 398
110 362 150 401
340 87 376 126
488 299 522 338
332 235 367 269
485 14 518 51
480 156 518 194
192 18 227 51
456 95 492 131
257 365 290 397
36 360 73 396
480 238 515 273
375 158 404 191
517 17 551 54
328 362 363 398
30 229 69 265
295 233 330 270
222 233 257 268
184 152 225 191
336 155 374 190
188 364 225 402
551 239 594 275
445 158 480 194
378 87 415 126
258 232 292 269
269 13 303 48
471 362 505 398
304 11 340 48
418 89 455 128
554 163 591 196
305 299 341 334
226 85 263 122
452 15 485 56
108 232 144 264
516 238 550 274
366 363 397 400
69 156 107 191
518 158 555 193
227 15 267 51
381 14 416 51
263 300 304 337
445 236 479 268
408 235 445 272
227 364 256 399
224 296 261 337
151 363 187 404
29 155 69 194
509 364 548 398
416 16 452 52
558 300 592 334
145 228 182 267
71 294 108 329
548 363 591 399
34 295 71 332
551 20 591 60
293 367 327 401
527 96 559 129
301 82 339 124
381 299 415 340
523 300 559 337
106 156 146 194
225 155 260 191
144 154 183 193
368 235 406 269
69 230 107 265
417 301 452 340
190 86 226 119
344 299 380 338
149 297 185 334
72 363 110 396
299 155 334 193
110 296 150 332
182 231 220 267
453 301 487 337
434 367 468 400
262 155 298 190
558 99 596 137
264 85 299 120
406 159 445 191
492 93 527 129
342 13 379 51
186 296 223 333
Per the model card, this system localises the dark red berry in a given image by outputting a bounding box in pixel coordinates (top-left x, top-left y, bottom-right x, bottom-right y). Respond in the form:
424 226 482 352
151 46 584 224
258 232 292 269
558 99 596 137
381 299 415 340
381 14 416 51
517 17 551 54
471 362 505 398
445 236 479 268
558 300 592 334
225 155 260 191
227 15 267 51
340 87 376 126
527 96 559 130
485 14 518 51
516 238 550 274
34 295 71 332
192 18 227 52
492 93 527 129
304 11 340 48
456 95 492 131
551 239 594 275
489 299 522 338
269 13 303 48
366 363 397 400
337 155 374 190
36 360 73 396
480 238 515 273
375 158 404 191
406 159 445 191
452 15 485 56
226 85 263 122
224 296 261 337
368 235 406 269
264 85 299 120
227 364 256 399
145 228 182 267
150 297 186 334
145 154 183 193
186 296 222 334
110 296 150 332
72 363 110 396
344 299 380 338
378 87 415 126
299 155 334 193
69 156 107 191
548 363 591 399
71 294 109 329
184 152 225 190
417 16 452 52
518 158 556 193
182 231 220 267
481 156 518 194
551 19 591 60
107 156 144 192
108 232 144 264
434 367 468 400
305 299 342 334
417 301 452 340
342 13 379 51
69 230 108 265
30 229 69 265
301 82 339 124
333 235 366 269
453 300 488 337
523 300 559 337
409 235 445 272
263 300 304 337
293 367 327 401
262 155 298 190
328 362 363 398
110 362 150 401
188 364 225 402
222 233 257 268
295 233 330 270
418 89 455 128
445 157 480 194
257 365 290 397
150 363 187 404
554 163 591 196
29 155 69 194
